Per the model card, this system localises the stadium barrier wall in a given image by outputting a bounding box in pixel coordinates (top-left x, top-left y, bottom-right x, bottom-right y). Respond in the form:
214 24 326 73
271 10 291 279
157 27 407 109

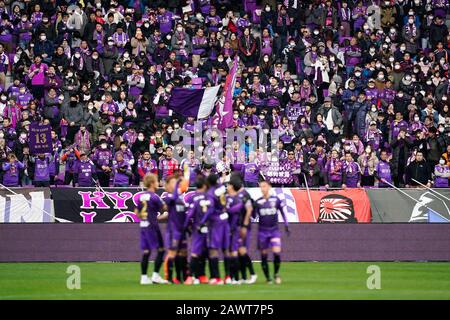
0 187 449 223
51 187 374 223
1 223 450 262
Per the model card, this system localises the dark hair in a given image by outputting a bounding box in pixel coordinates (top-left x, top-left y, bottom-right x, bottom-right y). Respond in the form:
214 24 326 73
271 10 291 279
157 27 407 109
195 175 207 189
206 173 219 187
229 174 243 191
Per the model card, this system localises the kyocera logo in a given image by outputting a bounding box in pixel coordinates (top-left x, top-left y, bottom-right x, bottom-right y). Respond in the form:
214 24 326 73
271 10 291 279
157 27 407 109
77 191 144 223
77 190 195 223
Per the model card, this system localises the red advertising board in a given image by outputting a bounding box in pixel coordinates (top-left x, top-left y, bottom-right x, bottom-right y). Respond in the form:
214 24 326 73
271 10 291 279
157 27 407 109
291 189 372 223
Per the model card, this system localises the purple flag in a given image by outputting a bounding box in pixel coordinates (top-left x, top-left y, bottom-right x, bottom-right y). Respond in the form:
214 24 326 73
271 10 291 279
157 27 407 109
29 123 52 155
218 56 238 130
168 86 220 118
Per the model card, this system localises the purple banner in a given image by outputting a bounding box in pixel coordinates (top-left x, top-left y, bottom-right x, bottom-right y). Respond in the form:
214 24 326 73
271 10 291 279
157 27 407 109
28 123 52 155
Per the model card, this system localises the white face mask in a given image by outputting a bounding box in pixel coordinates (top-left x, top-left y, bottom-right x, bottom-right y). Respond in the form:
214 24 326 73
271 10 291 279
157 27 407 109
67 72 73 77
414 116 420 122
233 114 239 119
0 133 4 138
101 143 107 149
263 57 269 62
408 19 414 24
371 107 377 112
40 35 46 41
440 159 446 165
74 53 81 58
355 72 361 77
176 27 183 32
124 52 130 58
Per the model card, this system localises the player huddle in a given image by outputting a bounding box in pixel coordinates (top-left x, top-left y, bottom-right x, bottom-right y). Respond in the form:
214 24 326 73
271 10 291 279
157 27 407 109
135 170 290 285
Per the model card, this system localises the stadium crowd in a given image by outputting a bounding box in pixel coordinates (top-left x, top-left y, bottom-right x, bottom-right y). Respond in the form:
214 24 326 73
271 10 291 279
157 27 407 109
0 0 449 189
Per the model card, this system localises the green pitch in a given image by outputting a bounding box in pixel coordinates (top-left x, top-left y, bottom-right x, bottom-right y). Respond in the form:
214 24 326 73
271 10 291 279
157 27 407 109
1 262 450 300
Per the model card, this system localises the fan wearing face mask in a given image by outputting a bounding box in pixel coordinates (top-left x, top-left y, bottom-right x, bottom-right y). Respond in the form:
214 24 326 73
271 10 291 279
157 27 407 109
402 14 420 54
92 139 113 187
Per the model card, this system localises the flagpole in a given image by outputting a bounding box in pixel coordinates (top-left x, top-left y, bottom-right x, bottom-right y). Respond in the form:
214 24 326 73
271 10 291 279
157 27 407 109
411 178 450 201
380 179 448 220
0 183 54 222
302 173 317 222
91 178 127 216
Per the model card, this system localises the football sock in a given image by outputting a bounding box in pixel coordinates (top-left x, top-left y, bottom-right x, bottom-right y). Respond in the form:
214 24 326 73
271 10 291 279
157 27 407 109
261 254 270 280
209 257 220 279
182 256 189 280
190 256 199 278
175 255 183 281
239 255 247 280
199 252 207 276
274 253 281 275
245 253 255 275
141 252 150 275
231 257 240 281
167 257 175 281
154 250 164 273
224 256 231 277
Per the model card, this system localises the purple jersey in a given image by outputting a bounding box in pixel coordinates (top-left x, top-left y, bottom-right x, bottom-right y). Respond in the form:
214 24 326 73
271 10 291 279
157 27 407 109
376 160 393 187
2 160 24 186
201 184 228 225
226 194 244 232
92 148 113 172
241 162 260 183
185 191 211 229
77 160 95 187
434 165 450 188
185 191 211 255
113 160 131 185
163 182 187 234
254 195 288 231
33 156 51 181
137 191 164 227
